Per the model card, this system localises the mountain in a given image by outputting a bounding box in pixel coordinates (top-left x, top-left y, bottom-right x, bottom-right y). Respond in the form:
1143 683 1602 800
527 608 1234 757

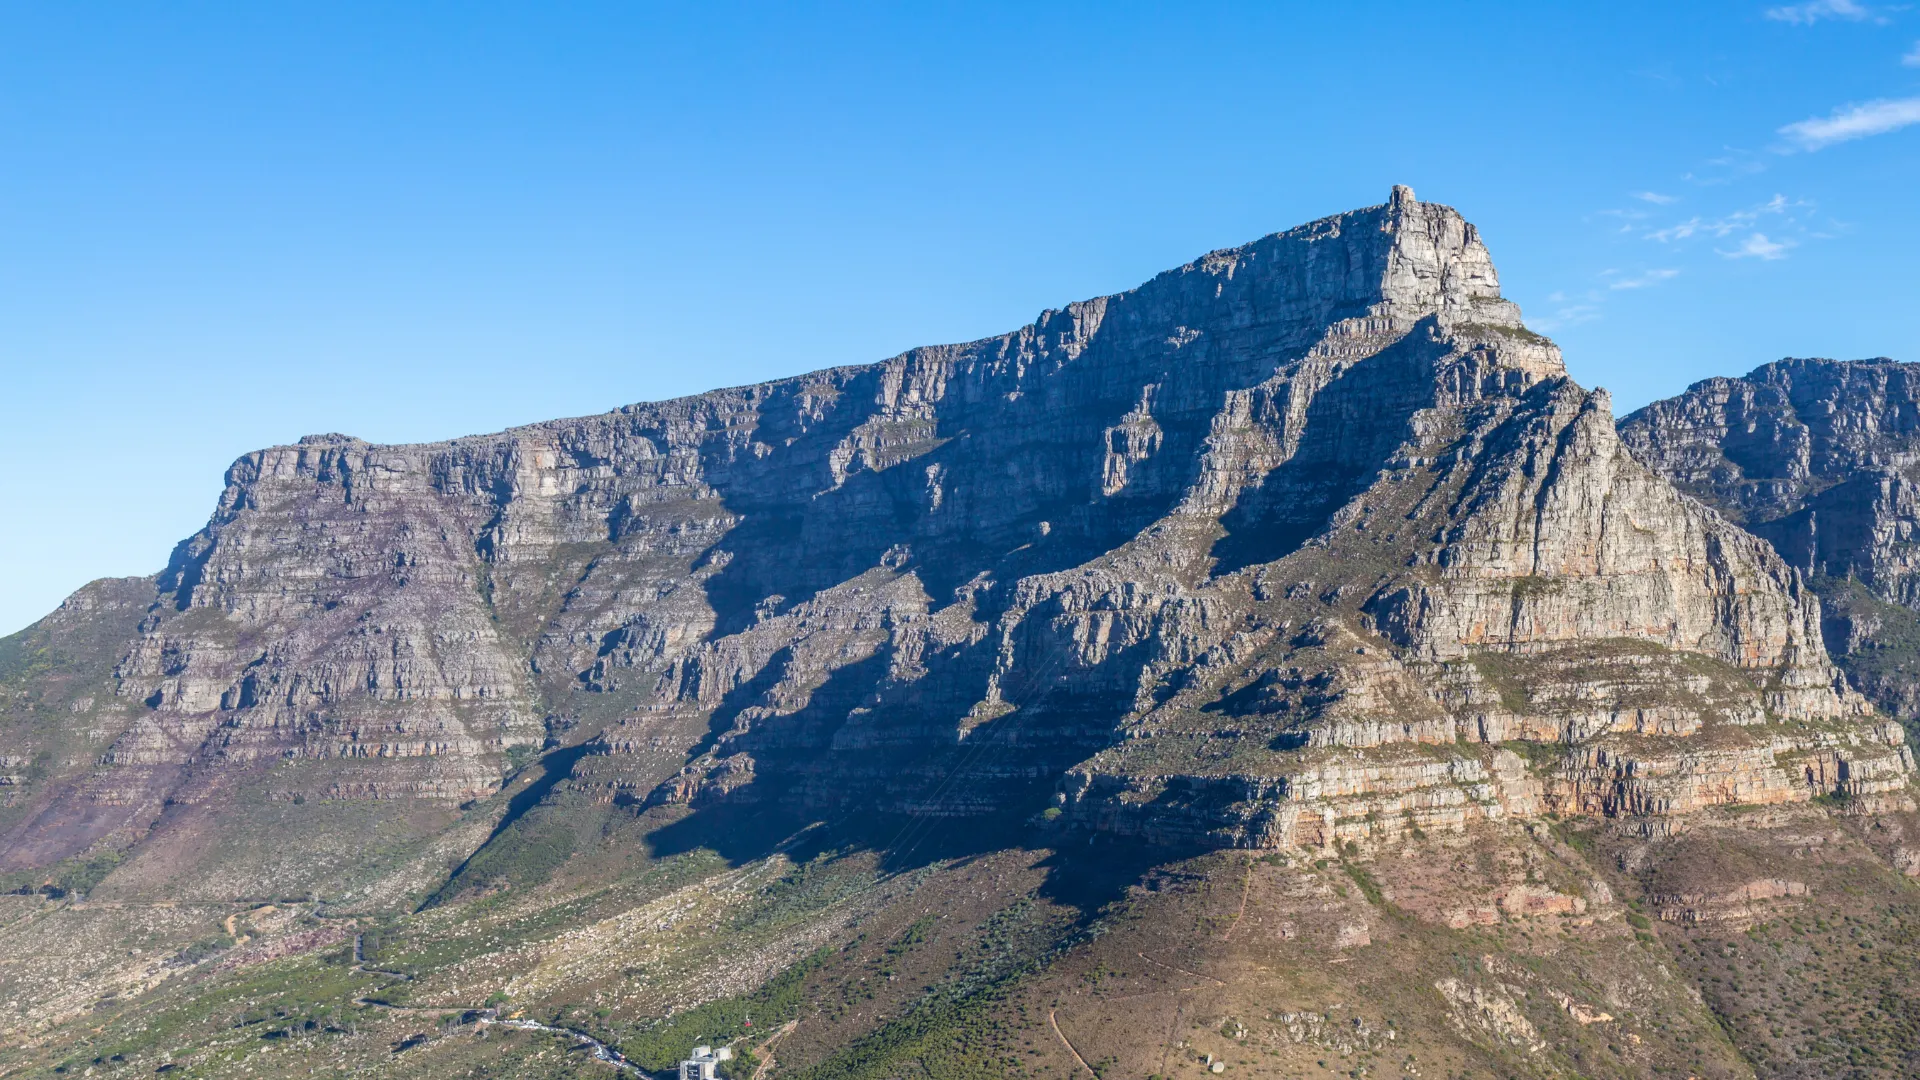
3 190 1918 1080
1623 359 1920 731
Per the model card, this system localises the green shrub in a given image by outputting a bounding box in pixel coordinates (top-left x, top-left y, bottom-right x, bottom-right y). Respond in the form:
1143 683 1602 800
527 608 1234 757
612 949 831 1069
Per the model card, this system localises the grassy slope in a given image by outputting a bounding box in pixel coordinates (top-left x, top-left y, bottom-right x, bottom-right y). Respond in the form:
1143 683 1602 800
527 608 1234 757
0 577 154 857
4 798 1918 1080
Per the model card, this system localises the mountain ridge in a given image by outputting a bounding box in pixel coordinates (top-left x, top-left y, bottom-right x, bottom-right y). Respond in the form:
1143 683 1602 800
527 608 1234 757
3 190 1919 1079
7 187 1909 876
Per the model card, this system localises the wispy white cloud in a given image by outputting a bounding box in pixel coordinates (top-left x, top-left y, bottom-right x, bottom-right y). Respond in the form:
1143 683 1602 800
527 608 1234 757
1529 303 1601 333
1683 148 1769 185
1764 0 1888 24
1534 267 1680 330
1595 207 1650 234
1903 40 1920 66
1644 194 1804 242
1722 233 1794 260
1779 97 1920 150
1648 218 1703 242
1565 189 1809 320
1608 268 1682 290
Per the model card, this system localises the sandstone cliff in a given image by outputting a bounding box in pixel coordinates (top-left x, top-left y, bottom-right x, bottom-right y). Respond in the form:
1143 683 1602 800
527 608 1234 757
1622 359 1920 730
2 190 1911 893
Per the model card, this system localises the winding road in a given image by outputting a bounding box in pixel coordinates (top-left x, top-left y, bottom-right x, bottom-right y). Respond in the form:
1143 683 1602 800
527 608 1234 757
348 933 642 1073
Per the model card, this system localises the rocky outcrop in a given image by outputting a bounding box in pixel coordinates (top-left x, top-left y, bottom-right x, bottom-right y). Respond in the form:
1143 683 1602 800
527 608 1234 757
1621 359 1920 733
2 190 1911 883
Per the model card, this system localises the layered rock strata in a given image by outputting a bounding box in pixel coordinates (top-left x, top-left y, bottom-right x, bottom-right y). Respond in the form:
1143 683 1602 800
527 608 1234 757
1622 359 1920 729
3 189 1911 877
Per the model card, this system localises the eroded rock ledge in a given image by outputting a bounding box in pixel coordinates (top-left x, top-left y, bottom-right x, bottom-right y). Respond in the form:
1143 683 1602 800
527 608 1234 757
4 188 1911 873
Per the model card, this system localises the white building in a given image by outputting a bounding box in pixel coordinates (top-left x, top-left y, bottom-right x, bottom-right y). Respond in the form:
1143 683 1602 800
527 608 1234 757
679 1045 732 1080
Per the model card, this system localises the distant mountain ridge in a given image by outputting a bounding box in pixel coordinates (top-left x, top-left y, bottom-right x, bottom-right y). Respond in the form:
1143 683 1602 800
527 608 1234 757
1624 357 1920 730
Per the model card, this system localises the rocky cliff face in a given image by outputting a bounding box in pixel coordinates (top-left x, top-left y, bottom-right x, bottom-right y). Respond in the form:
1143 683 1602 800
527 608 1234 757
10 189 1920 1080
3 190 1912 891
1622 359 1920 730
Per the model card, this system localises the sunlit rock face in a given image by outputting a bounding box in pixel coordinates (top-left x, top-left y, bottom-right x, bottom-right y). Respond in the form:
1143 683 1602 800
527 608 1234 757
3 188 1910 875
1623 358 1920 734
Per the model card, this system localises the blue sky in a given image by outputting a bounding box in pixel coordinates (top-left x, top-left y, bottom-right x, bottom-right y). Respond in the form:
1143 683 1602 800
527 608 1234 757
3 1 1919 634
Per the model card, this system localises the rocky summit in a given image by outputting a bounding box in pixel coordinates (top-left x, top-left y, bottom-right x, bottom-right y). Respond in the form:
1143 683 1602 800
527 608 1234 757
5 190 1920 1080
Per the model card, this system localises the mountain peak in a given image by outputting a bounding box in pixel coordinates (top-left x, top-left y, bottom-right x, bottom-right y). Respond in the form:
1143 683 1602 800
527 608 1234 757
1370 187 1517 329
